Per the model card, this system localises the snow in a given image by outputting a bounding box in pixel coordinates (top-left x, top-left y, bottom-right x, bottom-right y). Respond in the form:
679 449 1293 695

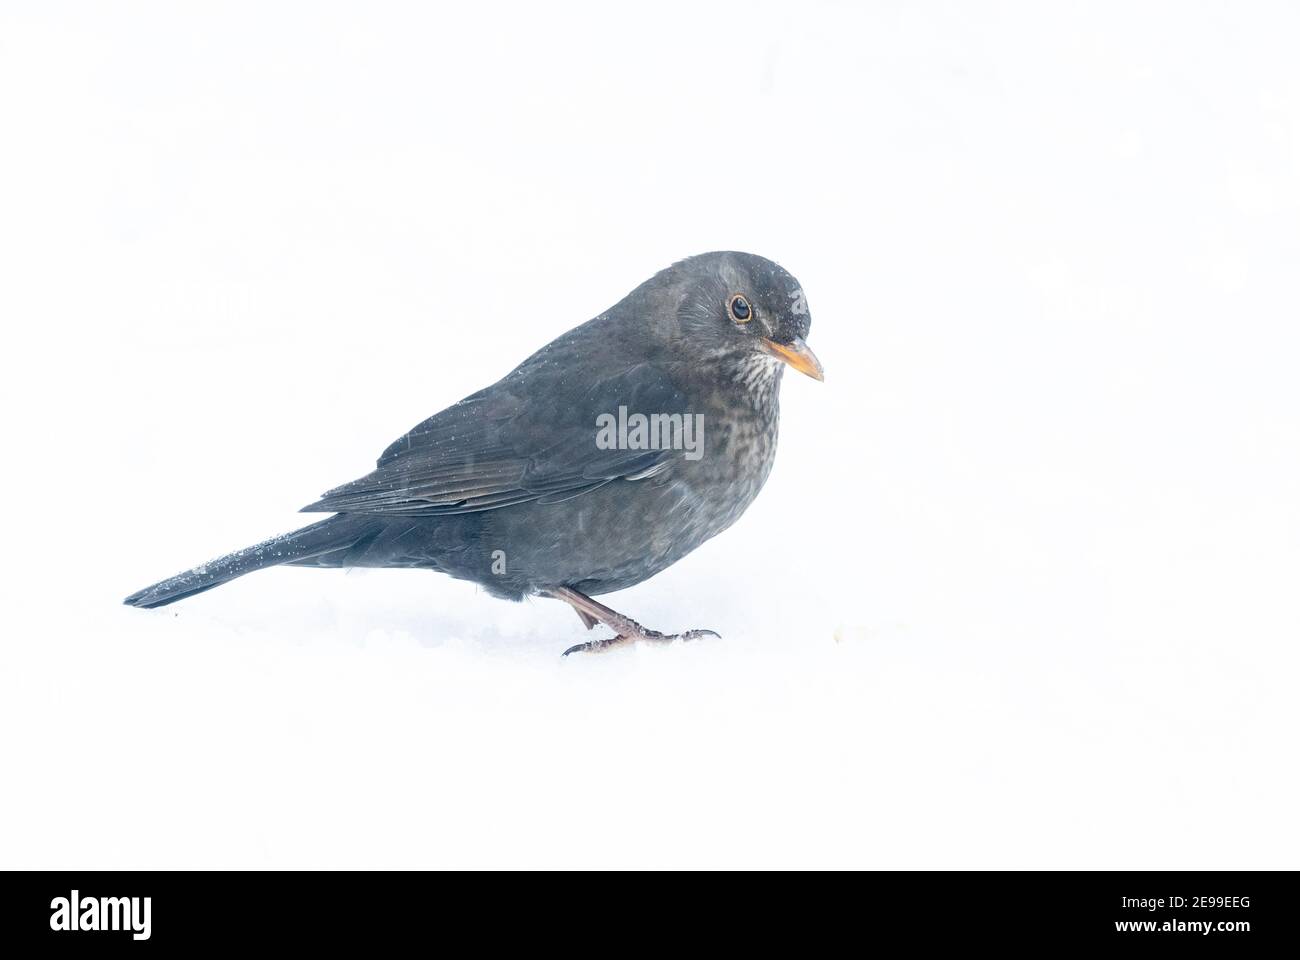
2 2 1299 868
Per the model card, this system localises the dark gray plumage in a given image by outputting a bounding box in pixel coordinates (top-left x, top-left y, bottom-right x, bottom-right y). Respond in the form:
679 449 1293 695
124 251 823 653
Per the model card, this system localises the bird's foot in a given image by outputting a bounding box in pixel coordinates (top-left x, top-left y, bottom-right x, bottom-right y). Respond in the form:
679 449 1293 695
562 627 719 656
547 585 719 656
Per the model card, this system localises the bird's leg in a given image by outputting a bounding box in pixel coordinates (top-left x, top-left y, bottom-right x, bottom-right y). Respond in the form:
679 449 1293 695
570 605 600 631
547 586 720 656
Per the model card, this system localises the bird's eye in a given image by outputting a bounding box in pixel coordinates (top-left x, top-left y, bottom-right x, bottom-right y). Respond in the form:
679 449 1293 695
729 295 752 323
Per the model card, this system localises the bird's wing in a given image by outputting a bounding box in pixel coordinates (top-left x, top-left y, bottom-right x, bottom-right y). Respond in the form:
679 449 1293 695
300 361 691 517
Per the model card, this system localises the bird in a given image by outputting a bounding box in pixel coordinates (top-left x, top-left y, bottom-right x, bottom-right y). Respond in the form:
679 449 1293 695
124 251 823 654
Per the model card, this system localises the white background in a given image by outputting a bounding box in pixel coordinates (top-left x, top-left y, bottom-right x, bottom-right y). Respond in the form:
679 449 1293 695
2 1 1297 868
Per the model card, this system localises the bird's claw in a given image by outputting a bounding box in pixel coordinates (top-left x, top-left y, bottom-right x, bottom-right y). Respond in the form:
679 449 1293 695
677 629 721 642
562 628 720 656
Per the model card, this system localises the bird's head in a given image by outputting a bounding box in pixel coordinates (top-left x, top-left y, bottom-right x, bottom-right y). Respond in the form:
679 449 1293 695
654 251 823 385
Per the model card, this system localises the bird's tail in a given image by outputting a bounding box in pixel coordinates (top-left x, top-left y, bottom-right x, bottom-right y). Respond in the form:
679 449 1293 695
123 515 375 609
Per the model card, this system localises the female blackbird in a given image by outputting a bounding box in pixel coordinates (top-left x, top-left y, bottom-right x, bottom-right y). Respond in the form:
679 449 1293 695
125 251 823 654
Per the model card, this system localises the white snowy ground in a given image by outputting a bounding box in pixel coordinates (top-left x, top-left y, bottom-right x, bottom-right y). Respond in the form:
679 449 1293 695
2 3 1298 869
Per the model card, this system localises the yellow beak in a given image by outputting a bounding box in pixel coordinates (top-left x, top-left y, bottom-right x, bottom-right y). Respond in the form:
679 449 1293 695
761 336 824 381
